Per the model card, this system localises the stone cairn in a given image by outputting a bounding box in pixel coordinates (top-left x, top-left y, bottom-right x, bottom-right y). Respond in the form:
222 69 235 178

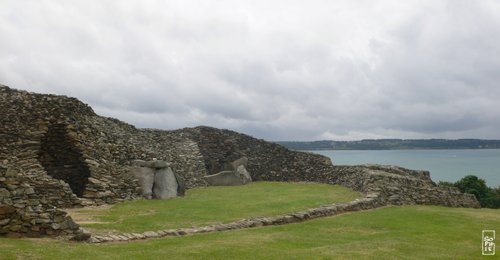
0 85 481 240
131 160 186 199
204 157 252 186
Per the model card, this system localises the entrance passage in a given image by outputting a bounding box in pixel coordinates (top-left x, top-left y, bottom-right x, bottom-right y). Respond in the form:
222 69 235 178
38 123 90 197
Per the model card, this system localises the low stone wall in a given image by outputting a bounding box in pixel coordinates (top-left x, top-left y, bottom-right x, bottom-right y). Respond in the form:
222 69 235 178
87 195 385 243
178 126 480 208
0 166 82 237
330 165 479 208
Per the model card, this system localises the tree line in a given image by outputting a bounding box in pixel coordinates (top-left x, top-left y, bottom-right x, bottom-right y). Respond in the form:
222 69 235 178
277 139 500 150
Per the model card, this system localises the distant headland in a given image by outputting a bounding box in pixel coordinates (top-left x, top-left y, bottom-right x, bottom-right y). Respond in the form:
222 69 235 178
277 139 500 150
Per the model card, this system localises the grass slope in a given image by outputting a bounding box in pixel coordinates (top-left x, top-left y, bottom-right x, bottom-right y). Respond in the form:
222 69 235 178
71 182 361 233
1 206 498 259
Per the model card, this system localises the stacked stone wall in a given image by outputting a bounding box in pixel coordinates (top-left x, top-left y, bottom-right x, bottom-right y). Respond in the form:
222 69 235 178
0 85 207 206
178 126 335 183
0 166 81 237
329 165 479 207
179 126 480 208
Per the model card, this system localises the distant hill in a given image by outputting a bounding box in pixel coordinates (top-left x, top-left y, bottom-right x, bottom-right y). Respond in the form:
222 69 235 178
276 139 500 150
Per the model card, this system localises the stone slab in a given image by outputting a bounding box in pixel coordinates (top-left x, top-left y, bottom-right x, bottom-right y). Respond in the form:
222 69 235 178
223 157 248 171
204 165 252 186
131 167 155 199
153 167 178 199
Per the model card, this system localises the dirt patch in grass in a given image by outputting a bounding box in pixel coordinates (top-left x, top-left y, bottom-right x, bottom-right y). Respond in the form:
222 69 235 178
65 205 113 224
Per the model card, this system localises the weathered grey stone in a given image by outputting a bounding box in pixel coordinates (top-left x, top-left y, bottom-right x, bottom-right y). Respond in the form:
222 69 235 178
131 167 155 199
132 233 145 239
118 235 129 241
133 160 171 169
235 165 252 184
109 235 122 241
204 165 252 186
0 188 10 197
153 167 178 199
72 228 92 241
5 168 18 177
60 217 79 230
9 225 22 232
50 223 61 230
152 160 170 169
143 231 159 237
223 156 248 171
174 172 186 196
204 171 238 186
84 159 99 167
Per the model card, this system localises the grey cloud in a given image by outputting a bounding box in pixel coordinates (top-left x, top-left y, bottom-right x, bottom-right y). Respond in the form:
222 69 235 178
1 0 500 140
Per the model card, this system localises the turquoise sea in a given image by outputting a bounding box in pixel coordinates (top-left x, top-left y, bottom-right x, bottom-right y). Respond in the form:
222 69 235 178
311 149 500 187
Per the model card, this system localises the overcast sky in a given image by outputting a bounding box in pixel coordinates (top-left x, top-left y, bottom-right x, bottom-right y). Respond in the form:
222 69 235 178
1 1 500 141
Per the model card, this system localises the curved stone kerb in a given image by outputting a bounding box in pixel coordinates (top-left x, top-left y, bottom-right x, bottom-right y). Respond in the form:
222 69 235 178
86 192 385 243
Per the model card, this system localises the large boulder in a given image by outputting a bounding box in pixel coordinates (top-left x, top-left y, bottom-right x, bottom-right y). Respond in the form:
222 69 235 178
132 167 155 199
153 167 178 199
223 156 248 171
235 165 252 184
174 172 186 196
133 160 171 169
204 165 252 186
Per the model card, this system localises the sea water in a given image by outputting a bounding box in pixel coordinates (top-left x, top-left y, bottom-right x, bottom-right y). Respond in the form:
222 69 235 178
311 149 500 187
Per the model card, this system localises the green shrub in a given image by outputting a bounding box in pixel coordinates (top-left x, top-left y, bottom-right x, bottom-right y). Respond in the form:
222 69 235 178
437 181 455 187
453 175 500 208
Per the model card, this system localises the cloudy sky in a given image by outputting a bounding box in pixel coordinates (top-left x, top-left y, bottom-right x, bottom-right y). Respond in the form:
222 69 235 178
1 0 500 141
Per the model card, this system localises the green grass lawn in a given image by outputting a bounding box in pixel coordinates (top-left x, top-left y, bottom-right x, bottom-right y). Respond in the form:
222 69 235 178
71 182 361 233
1 206 498 259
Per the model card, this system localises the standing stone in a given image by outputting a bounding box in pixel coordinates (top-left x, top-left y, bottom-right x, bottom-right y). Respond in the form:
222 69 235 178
153 167 178 199
174 172 186 196
235 165 252 184
132 167 155 199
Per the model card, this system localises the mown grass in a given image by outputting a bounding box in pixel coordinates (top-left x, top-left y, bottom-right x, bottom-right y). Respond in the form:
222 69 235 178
1 206 498 259
71 182 361 233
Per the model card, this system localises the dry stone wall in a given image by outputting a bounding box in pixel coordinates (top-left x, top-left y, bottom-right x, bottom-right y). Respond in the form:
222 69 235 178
0 84 480 239
330 165 479 207
179 126 335 182
0 165 82 237
0 85 207 237
179 126 480 208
